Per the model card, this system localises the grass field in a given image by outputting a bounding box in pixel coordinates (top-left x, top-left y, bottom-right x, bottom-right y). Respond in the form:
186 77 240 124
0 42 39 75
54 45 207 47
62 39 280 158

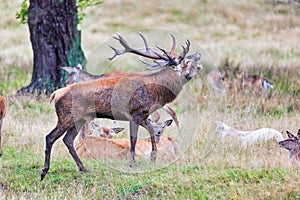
1 0 300 199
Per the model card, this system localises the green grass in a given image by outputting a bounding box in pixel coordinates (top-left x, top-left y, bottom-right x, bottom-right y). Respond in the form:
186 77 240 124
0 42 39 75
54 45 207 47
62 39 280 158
1 146 298 199
0 66 31 95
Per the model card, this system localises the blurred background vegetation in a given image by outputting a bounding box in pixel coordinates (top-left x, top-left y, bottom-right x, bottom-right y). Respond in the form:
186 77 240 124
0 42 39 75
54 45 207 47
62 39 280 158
0 0 300 199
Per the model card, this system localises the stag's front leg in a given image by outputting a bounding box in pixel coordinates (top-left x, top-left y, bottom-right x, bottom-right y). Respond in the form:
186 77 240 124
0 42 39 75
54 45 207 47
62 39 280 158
141 118 157 163
129 117 140 168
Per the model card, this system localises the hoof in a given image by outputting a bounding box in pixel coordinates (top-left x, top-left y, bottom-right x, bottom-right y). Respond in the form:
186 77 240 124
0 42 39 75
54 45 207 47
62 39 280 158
129 162 137 168
80 167 88 173
40 168 48 181
150 152 157 163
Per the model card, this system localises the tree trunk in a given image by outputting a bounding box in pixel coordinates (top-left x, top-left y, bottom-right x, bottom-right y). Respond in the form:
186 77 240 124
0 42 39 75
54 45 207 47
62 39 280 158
18 0 86 96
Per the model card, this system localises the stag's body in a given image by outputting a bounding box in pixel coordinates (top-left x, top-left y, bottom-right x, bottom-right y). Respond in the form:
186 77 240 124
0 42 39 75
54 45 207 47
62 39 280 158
52 68 184 122
41 33 201 180
61 66 179 128
0 96 6 157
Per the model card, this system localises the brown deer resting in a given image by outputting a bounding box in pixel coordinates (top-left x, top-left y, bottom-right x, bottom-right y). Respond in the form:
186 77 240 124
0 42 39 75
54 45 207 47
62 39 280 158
75 136 179 163
41 33 202 180
206 70 231 96
76 119 177 162
242 74 274 93
0 96 6 157
279 130 300 163
82 121 125 139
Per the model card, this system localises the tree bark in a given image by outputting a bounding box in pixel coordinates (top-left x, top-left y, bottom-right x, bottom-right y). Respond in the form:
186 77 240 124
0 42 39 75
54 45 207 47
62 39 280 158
18 0 86 96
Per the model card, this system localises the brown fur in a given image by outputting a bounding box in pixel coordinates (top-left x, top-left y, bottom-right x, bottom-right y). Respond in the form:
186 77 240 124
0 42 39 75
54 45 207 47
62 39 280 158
61 66 180 130
206 70 230 95
76 136 179 163
242 75 273 93
0 96 6 157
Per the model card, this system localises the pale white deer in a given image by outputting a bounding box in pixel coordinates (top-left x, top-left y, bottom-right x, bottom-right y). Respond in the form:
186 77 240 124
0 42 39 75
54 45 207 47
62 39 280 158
215 121 284 146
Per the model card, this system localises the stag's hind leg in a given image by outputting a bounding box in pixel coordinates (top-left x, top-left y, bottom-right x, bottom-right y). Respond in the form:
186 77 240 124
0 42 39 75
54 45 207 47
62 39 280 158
41 125 69 181
62 120 87 172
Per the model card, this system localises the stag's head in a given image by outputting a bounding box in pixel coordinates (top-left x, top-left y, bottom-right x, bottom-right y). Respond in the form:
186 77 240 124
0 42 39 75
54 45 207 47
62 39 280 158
279 130 300 151
109 33 202 81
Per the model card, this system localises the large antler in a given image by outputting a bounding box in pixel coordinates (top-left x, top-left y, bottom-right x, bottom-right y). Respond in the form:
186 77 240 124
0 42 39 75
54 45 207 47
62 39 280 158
109 33 190 69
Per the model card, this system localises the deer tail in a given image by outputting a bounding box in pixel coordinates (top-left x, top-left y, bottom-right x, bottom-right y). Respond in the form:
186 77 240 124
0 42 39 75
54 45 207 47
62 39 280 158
49 91 56 103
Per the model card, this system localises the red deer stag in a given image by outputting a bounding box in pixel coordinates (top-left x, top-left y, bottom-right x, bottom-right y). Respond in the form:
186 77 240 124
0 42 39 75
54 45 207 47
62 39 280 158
279 129 300 163
0 96 6 157
41 33 202 180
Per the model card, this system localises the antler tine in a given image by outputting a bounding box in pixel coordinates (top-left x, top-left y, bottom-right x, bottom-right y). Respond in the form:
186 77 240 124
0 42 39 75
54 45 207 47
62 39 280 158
152 47 171 61
140 59 167 70
169 34 176 56
138 33 151 54
155 46 178 66
108 45 124 60
109 33 190 68
109 33 162 61
176 39 190 63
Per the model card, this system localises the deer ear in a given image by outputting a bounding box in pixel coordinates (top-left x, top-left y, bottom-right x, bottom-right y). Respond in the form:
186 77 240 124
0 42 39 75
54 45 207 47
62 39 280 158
76 63 83 70
60 66 76 74
297 129 300 139
286 131 295 138
111 127 124 135
164 119 173 127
